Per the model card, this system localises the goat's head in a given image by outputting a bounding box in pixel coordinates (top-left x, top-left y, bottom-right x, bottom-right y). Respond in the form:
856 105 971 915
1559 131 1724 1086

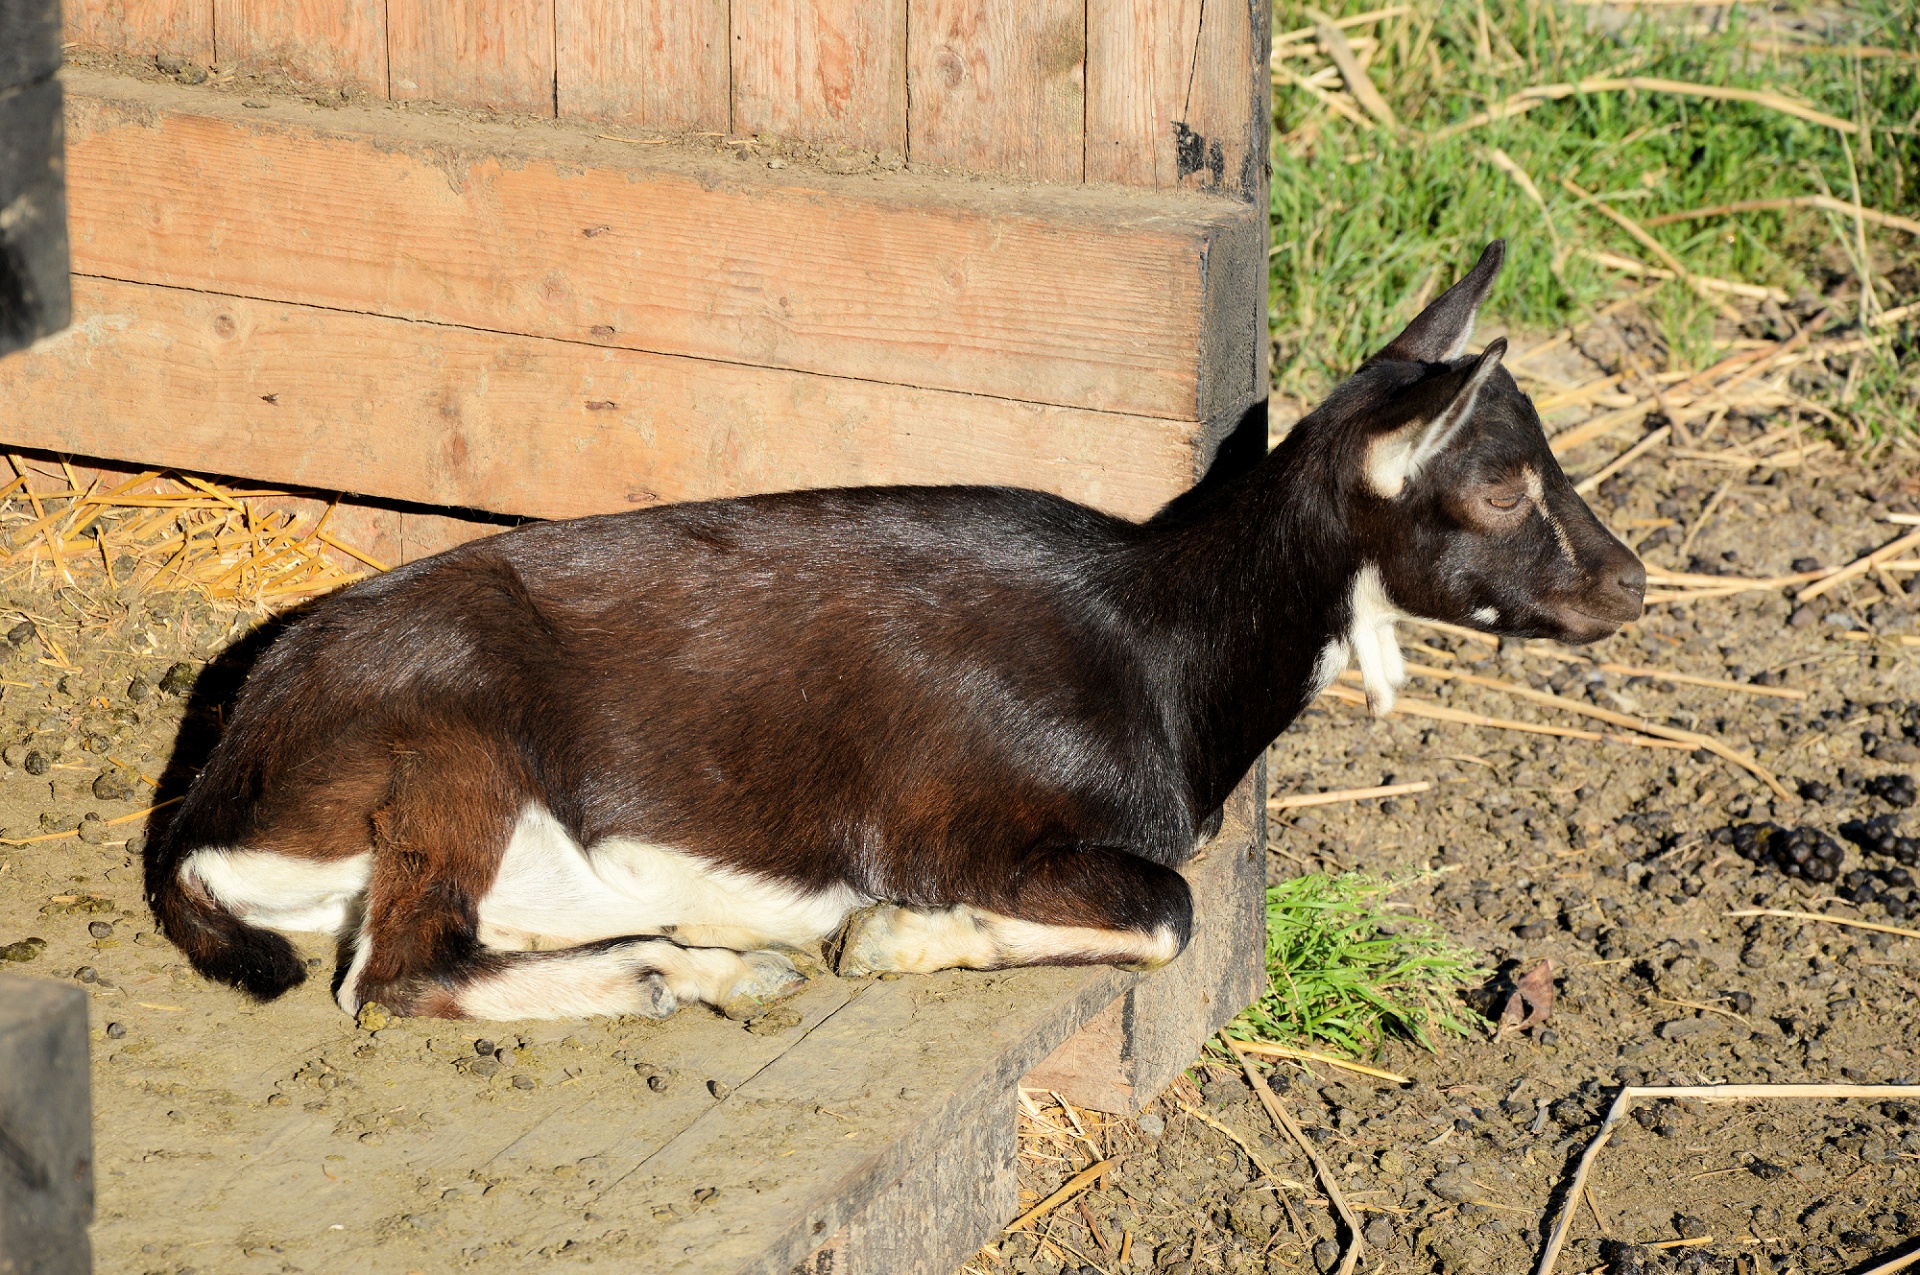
1304 241 1645 710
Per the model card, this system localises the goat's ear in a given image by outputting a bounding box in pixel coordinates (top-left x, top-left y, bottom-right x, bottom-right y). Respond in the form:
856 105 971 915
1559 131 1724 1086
1363 338 1507 498
1375 240 1505 363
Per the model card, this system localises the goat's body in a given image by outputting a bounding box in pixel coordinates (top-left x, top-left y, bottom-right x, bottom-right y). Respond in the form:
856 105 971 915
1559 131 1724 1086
153 487 1261 1017
149 241 1647 1022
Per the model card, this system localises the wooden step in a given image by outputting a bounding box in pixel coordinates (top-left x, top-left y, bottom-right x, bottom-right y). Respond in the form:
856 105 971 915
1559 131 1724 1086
31 769 1259 1275
0 68 1266 523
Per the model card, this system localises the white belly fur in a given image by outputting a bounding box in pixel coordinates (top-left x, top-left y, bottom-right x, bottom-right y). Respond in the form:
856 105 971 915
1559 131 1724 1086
475 805 867 953
183 848 372 934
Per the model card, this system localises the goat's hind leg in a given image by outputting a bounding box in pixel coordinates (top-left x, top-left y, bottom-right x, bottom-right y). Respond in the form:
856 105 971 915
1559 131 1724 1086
834 845 1192 978
446 938 806 1022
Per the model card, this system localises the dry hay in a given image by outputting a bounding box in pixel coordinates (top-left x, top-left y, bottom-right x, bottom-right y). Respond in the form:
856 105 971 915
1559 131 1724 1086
0 456 386 615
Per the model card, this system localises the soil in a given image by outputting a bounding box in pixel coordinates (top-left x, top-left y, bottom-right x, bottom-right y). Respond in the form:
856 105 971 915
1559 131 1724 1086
0 355 1916 1275
982 356 1920 1270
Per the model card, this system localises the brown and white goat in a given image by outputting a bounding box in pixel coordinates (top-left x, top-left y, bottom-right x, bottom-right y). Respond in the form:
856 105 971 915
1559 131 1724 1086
147 241 1643 1021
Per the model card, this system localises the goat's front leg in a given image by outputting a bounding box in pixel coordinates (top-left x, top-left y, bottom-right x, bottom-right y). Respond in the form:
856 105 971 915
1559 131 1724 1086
832 846 1192 977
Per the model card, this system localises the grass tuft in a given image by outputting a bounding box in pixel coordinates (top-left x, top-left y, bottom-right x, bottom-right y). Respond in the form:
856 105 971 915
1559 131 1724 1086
1227 871 1483 1055
1271 0 1920 432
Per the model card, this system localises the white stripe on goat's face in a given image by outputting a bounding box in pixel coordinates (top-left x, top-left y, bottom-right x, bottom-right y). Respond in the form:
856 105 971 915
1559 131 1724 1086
1524 464 1577 563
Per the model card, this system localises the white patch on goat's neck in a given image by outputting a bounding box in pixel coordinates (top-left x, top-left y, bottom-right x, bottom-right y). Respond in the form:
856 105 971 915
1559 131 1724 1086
1346 564 1408 717
1472 605 1500 626
1525 464 1576 562
1308 638 1350 700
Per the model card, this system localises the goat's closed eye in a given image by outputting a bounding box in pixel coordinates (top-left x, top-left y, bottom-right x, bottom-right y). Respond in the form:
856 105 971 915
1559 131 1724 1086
1487 494 1523 511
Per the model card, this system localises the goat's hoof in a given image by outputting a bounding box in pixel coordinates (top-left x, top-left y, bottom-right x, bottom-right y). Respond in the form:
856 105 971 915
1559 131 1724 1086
719 950 807 1021
635 972 677 1019
832 904 904 978
767 941 828 980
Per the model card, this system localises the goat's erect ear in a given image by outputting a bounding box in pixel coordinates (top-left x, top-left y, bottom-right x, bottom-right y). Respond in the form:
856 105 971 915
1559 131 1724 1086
1375 240 1506 363
1363 338 1507 498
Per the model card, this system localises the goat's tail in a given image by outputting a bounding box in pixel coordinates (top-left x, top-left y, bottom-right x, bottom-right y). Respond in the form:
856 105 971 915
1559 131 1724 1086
145 848 306 1001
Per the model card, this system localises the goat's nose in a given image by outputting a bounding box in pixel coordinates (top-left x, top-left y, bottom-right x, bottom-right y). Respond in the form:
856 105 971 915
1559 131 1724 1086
1618 555 1647 599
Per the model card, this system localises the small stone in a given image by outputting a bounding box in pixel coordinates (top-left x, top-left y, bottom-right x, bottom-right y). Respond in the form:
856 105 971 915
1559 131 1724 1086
1 744 23 768
1136 1112 1165 1138
1377 1148 1407 1175
1674 1214 1708 1239
73 966 96 983
266 1093 289 1106
22 750 47 776
105 1021 126 1039
126 676 153 703
93 770 138 802
87 920 113 939
511 1074 536 1090
158 662 197 696
474 1038 495 1057
647 1073 669 1092
355 1002 392 1032
1362 1216 1394 1248
1312 1239 1340 1273
1428 1169 1477 1202
75 814 108 845
4 621 33 647
708 1079 731 1100
155 53 185 73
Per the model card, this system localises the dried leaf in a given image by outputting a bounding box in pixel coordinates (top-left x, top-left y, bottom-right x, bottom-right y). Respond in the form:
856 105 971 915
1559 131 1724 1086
1498 959 1554 1034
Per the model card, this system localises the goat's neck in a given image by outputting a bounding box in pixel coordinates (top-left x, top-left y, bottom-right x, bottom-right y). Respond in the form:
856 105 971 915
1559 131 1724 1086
1127 437 1397 810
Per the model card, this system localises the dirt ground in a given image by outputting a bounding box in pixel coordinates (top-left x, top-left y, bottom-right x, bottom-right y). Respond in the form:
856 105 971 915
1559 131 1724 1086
0 347 1916 1275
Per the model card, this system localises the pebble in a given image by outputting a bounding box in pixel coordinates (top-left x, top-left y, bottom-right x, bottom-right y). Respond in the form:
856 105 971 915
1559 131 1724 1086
73 966 96 983
87 921 113 939
158 662 196 696
1136 1112 1165 1138
511 1074 536 1090
708 1079 731 1100
647 1073 669 1092
105 1022 126 1039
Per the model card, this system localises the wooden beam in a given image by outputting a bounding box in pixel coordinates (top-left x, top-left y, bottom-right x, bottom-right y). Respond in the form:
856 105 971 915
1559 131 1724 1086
0 977 93 1275
730 0 908 156
906 0 1085 182
61 70 1249 422
0 277 1203 522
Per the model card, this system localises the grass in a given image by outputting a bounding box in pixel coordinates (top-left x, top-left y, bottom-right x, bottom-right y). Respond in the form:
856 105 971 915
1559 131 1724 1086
1226 871 1483 1055
1269 0 1920 433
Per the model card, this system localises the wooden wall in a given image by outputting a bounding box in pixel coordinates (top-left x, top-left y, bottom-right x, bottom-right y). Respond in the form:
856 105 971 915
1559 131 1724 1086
64 0 1269 198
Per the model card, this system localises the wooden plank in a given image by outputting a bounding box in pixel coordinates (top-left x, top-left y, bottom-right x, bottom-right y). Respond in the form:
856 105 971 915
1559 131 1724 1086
730 0 907 156
0 76 70 355
386 0 555 115
213 0 388 96
61 71 1245 421
0 977 93 1275
63 0 212 63
556 0 729 132
0 276 1203 522
906 0 1084 181
1087 0 1270 198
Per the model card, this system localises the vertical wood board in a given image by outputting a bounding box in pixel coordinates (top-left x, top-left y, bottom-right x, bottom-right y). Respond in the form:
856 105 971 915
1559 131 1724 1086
0 77 70 355
556 0 729 132
387 0 555 114
906 0 1084 181
0 977 93 1275
213 0 389 95
730 0 906 155
1087 0 1267 198
63 0 212 63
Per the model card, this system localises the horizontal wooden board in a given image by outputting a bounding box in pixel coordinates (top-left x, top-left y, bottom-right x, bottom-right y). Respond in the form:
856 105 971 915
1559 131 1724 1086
0 277 1201 522
61 70 1253 422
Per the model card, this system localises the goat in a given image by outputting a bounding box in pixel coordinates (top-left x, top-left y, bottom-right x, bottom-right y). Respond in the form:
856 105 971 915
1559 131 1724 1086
147 241 1644 1021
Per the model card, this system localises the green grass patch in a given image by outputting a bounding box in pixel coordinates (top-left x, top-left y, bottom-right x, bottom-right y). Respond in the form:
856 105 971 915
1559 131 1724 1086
1270 0 1920 432
1226 871 1484 1056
